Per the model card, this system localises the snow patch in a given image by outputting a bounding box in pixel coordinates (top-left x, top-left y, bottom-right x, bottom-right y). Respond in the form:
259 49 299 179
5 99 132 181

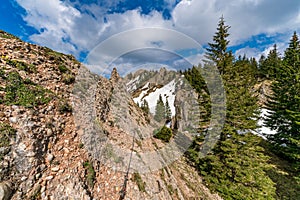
134 80 176 117
252 108 277 140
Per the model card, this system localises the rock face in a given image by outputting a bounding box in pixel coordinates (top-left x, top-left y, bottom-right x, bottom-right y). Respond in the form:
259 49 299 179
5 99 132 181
0 31 222 200
0 181 12 200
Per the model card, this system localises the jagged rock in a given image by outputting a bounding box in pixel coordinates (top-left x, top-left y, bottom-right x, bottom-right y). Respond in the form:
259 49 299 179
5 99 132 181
0 181 12 200
110 67 120 85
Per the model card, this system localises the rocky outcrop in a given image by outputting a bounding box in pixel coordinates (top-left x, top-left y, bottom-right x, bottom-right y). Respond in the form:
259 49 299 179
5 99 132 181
0 31 222 200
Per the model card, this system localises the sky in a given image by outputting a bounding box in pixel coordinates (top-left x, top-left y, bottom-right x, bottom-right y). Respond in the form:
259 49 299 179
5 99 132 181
1 0 300 76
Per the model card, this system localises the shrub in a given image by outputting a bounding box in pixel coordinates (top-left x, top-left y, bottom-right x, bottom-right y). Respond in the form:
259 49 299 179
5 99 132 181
153 126 172 142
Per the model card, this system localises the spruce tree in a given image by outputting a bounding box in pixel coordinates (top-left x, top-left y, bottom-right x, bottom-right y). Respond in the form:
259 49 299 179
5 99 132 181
154 94 165 122
165 98 172 121
205 16 233 75
259 44 282 79
265 32 300 166
141 99 150 114
187 17 276 199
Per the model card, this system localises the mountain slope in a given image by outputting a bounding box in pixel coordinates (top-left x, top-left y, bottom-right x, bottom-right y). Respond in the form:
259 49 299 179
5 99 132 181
0 31 221 200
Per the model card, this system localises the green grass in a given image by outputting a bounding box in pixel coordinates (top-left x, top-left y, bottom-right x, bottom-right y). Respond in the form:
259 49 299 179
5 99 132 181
0 31 19 39
261 141 300 200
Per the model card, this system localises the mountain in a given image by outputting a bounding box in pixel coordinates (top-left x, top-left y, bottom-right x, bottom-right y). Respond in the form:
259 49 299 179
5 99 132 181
0 31 222 200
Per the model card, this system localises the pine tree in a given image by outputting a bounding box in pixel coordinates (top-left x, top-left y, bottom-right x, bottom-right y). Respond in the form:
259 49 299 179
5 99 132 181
205 16 233 75
154 94 165 122
265 32 300 166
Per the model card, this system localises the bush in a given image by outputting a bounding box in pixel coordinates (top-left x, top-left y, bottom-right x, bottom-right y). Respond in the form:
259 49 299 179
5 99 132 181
154 126 172 142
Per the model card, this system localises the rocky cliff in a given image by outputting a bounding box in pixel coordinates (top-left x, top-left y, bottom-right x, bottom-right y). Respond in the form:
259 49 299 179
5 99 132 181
0 31 221 200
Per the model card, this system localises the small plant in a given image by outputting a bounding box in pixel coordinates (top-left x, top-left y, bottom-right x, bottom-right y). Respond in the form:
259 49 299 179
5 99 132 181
0 123 16 148
62 73 75 84
153 126 173 142
132 172 146 192
4 71 53 108
83 161 96 188
6 59 36 73
58 65 69 73
58 100 72 113
78 143 84 148
0 123 16 161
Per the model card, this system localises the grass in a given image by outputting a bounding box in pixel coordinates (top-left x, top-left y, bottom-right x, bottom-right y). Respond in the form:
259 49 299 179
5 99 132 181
260 140 300 200
132 172 146 193
0 31 19 39
83 161 96 188
58 100 72 113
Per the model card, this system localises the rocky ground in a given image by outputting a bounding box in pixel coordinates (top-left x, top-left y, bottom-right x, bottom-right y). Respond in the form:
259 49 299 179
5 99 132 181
0 31 222 200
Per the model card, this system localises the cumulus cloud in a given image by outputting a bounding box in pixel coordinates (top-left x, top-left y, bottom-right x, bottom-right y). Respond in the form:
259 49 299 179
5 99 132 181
15 0 300 73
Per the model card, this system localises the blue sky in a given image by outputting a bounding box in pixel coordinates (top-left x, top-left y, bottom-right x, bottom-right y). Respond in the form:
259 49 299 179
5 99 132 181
1 0 300 75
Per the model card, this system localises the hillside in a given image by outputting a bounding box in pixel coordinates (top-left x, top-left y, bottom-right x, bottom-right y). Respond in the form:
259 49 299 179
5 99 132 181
0 31 222 200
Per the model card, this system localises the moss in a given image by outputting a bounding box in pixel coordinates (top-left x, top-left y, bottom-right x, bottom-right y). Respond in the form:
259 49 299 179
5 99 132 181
132 172 146 193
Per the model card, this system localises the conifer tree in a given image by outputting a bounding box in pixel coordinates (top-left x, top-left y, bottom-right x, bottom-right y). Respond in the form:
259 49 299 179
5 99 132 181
165 98 172 121
205 16 233 75
259 44 282 79
265 32 300 166
141 99 150 114
187 17 276 199
154 94 165 122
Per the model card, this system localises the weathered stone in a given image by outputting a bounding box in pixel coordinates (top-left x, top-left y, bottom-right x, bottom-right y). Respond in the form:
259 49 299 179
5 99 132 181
0 181 12 200
46 154 54 162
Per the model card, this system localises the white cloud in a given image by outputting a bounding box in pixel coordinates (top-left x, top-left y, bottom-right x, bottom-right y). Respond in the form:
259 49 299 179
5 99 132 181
16 0 300 70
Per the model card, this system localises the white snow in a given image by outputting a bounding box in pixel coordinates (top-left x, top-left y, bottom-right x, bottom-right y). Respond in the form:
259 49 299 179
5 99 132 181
251 108 277 140
133 80 176 117
126 75 140 91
